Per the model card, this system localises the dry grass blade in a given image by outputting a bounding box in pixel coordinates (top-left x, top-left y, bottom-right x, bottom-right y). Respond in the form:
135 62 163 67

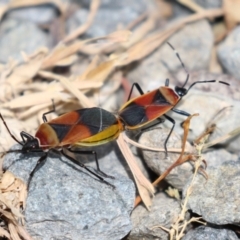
84 59 117 82
0 172 29 240
0 5 9 22
117 8 223 67
203 125 240 150
0 226 11 238
42 30 131 69
3 92 61 109
126 12 148 30
78 55 100 81
63 0 100 43
15 224 33 240
8 222 22 240
1 171 15 190
223 0 240 31
153 114 198 186
123 133 183 153
41 42 84 69
151 135 208 240
134 114 197 208
55 54 78 67
122 12 158 48
3 55 45 87
38 71 96 108
117 134 155 211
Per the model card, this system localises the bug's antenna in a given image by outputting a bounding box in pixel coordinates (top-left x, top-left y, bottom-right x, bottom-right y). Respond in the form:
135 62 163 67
167 42 189 88
0 113 23 146
186 80 230 94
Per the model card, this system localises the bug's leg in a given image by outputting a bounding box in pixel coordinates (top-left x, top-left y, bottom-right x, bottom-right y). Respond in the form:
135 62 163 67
68 148 114 179
42 99 56 122
127 83 145 101
171 108 191 117
0 113 23 145
61 149 115 188
162 114 176 158
28 153 48 190
171 108 191 130
20 131 35 143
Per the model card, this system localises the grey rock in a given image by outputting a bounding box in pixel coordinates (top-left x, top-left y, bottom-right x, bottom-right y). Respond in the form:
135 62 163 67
193 0 222 8
218 26 240 81
182 226 238 240
0 19 51 63
139 127 194 190
183 161 240 225
67 0 149 38
203 149 238 168
171 1 192 19
129 193 181 240
3 143 135 240
0 0 10 5
78 0 148 11
168 90 240 153
8 5 57 24
127 20 213 91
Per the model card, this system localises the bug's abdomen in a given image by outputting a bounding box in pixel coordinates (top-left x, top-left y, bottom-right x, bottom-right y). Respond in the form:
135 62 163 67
35 107 122 147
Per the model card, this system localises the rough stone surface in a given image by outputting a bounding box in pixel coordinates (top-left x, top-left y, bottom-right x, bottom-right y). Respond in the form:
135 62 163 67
218 26 240 81
167 90 240 153
183 161 240 225
79 0 148 12
127 20 213 91
129 193 181 240
0 19 51 63
67 0 149 37
203 149 238 168
182 226 238 240
139 128 194 190
3 143 135 240
193 0 222 8
8 5 57 24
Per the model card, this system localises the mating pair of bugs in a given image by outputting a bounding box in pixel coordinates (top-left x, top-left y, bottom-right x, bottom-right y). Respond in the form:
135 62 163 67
0 43 229 189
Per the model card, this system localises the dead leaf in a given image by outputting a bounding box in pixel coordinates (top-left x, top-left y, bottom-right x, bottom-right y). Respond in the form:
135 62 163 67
0 226 10 238
177 0 205 13
63 0 100 43
0 171 15 190
223 0 240 31
117 133 155 210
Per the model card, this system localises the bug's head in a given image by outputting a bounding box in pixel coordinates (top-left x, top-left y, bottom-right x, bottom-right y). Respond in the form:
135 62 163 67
175 86 188 97
22 138 40 153
166 42 230 99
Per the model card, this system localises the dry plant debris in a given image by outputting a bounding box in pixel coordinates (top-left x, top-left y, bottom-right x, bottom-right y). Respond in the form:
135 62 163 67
0 0 239 238
0 171 31 239
150 127 212 240
131 108 240 238
0 1 228 211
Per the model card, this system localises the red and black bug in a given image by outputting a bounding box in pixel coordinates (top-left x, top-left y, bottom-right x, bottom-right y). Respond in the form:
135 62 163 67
0 107 124 189
118 42 229 155
1 43 230 188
